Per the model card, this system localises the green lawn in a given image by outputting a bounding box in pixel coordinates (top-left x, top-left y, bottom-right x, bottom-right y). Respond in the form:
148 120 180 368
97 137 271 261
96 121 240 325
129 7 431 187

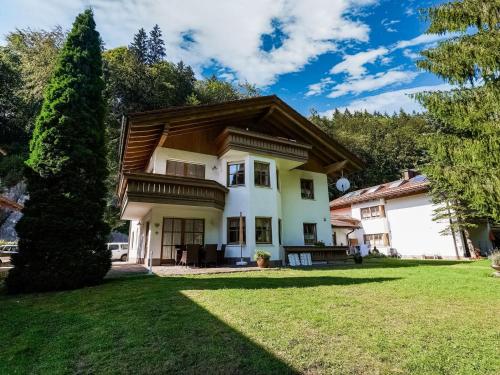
1 259 499 374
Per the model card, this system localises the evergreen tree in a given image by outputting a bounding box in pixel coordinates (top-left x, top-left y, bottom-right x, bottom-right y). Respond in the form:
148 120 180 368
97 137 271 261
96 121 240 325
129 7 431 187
6 9 110 293
414 0 500 250
129 28 148 64
310 110 431 199
147 24 166 64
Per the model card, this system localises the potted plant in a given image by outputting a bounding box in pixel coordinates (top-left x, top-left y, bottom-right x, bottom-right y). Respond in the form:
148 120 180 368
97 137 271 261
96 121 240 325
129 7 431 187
254 250 271 268
490 250 500 276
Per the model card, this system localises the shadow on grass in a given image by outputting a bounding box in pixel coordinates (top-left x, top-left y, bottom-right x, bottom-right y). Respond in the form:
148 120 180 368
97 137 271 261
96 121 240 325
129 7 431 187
0 273 399 374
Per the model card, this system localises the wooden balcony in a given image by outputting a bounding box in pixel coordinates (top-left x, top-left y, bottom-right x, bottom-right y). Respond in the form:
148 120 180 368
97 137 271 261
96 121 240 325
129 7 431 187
119 173 228 211
216 127 311 162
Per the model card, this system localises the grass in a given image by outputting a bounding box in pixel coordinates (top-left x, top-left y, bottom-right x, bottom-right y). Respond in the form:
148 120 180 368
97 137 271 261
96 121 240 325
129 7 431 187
0 259 499 374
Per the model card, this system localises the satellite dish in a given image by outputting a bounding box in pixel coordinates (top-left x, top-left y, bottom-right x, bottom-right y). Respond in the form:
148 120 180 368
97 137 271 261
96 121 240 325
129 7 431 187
336 177 350 193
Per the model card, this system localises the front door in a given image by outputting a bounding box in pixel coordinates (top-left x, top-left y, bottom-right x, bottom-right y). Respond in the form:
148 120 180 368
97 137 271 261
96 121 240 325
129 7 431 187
161 218 205 264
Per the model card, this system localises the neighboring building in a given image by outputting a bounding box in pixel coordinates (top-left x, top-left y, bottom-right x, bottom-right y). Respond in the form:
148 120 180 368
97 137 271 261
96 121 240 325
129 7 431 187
330 171 495 259
118 96 363 265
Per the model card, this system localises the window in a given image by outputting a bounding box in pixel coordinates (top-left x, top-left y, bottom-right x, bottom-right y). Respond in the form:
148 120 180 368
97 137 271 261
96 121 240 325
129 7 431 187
303 223 317 245
300 179 314 199
254 162 270 187
227 217 246 244
255 217 272 244
166 160 205 179
364 233 385 247
108 244 119 251
361 206 380 219
227 162 245 186
121 244 129 250
162 218 204 262
276 168 280 190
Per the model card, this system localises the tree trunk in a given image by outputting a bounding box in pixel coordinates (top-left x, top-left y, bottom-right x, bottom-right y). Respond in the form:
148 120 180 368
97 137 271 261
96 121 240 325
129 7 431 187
462 229 477 259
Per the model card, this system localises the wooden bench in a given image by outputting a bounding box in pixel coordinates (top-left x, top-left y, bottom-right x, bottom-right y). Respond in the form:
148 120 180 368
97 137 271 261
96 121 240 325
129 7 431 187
283 246 352 265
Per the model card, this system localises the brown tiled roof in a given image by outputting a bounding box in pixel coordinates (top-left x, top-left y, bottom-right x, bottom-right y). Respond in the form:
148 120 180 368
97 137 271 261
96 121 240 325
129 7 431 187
330 175 430 208
0 196 23 211
330 214 361 228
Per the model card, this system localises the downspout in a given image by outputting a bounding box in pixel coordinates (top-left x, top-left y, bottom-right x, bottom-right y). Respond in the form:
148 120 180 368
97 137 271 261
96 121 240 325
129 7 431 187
346 228 356 248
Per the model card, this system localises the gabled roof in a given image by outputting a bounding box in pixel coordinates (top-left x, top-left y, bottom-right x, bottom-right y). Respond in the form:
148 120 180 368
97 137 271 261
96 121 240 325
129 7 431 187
330 175 430 208
119 95 364 175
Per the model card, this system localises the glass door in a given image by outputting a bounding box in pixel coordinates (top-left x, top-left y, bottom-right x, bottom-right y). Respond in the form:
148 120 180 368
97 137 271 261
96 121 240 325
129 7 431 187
161 218 204 264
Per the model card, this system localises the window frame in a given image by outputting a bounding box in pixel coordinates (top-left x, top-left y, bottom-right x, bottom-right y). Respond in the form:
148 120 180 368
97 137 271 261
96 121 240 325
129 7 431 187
166 159 205 179
303 223 317 245
255 217 273 244
300 179 315 200
363 233 384 247
227 217 246 245
360 206 381 220
227 162 245 187
254 161 271 187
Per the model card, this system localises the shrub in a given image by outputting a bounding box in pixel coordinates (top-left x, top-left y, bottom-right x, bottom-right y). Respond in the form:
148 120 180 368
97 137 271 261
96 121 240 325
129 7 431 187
254 250 271 260
490 250 500 266
314 241 326 247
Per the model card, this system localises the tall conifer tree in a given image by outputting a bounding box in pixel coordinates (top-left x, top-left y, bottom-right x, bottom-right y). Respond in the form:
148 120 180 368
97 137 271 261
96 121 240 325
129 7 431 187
415 0 500 253
7 9 110 293
129 28 148 64
147 24 166 64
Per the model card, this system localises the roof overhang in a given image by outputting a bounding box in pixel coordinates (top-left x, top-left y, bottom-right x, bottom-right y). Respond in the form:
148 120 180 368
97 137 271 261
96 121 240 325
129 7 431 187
119 95 365 176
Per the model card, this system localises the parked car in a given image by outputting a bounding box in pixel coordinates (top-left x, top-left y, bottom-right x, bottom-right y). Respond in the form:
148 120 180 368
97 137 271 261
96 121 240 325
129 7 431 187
0 244 18 264
107 242 129 261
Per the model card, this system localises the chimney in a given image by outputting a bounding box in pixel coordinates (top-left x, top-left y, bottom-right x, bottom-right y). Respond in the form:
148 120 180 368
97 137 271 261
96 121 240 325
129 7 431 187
402 169 419 180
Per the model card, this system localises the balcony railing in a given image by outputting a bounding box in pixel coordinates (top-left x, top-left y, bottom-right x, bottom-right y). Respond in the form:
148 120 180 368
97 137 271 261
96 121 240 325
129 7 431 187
119 173 228 211
216 127 311 162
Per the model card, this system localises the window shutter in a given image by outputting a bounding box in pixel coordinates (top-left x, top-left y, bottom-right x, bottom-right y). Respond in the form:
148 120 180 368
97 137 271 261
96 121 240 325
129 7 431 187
379 205 386 217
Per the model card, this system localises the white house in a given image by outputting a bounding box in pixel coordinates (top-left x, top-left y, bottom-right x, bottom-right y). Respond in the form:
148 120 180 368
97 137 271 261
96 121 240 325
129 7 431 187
330 171 496 259
118 96 363 266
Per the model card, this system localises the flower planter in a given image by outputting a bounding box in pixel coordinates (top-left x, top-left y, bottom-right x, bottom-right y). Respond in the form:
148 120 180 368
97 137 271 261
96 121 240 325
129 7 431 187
256 257 269 268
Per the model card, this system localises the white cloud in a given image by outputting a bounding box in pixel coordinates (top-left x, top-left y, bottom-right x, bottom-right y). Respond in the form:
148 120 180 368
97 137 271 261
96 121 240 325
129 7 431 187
381 18 400 33
402 49 420 60
394 33 453 50
321 83 453 115
327 69 418 98
305 77 333 97
329 47 389 78
1 0 379 87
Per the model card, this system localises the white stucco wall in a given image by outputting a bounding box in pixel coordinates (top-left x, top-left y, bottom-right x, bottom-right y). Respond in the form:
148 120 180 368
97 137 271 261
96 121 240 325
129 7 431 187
280 169 333 247
132 147 333 263
385 194 460 258
351 199 390 251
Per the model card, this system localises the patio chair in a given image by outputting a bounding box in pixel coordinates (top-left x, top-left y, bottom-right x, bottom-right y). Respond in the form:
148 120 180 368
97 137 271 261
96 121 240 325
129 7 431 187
179 244 201 267
202 244 218 267
217 244 226 266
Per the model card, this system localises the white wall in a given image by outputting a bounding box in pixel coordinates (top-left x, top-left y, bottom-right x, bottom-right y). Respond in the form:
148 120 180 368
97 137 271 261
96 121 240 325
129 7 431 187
280 169 333 247
385 194 460 258
135 147 333 262
351 199 390 251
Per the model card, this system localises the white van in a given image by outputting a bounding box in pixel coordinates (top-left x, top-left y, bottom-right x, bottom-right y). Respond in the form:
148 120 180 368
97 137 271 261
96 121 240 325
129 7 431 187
107 243 129 261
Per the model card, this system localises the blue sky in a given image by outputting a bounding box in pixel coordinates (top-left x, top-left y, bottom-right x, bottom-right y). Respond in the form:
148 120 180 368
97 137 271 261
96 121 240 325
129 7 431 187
1 0 451 116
